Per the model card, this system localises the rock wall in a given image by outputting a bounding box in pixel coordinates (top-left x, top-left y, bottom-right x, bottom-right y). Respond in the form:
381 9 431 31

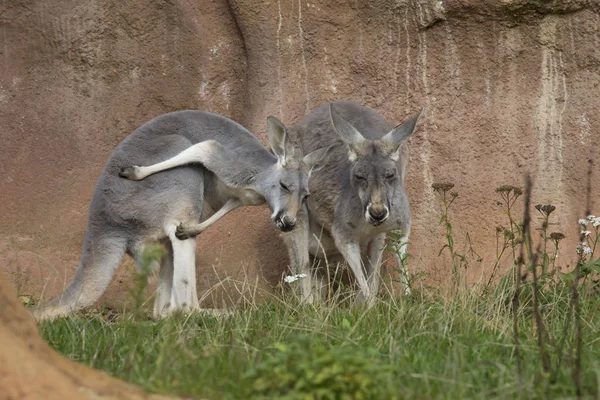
1 0 599 308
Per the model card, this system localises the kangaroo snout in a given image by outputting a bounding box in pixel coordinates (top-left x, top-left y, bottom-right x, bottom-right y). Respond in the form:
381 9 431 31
366 203 389 226
273 212 296 232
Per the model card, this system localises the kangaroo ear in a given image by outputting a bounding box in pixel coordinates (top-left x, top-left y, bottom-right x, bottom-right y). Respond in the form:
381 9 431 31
302 144 337 176
329 104 366 162
329 104 365 145
267 116 290 165
381 108 423 161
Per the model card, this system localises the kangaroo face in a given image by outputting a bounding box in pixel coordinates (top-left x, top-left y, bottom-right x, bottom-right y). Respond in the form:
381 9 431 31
262 161 309 232
262 116 332 232
349 144 401 226
329 104 422 227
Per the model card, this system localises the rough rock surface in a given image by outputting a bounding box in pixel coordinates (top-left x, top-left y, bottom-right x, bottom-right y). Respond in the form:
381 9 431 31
1 0 600 310
0 270 174 399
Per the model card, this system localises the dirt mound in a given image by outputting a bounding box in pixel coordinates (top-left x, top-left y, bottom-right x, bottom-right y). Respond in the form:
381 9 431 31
1 0 599 306
0 270 174 399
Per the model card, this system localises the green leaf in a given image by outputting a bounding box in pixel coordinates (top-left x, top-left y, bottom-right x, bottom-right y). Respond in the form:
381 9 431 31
342 318 352 330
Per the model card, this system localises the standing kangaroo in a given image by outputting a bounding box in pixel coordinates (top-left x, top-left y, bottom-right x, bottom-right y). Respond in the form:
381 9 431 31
32 110 327 321
281 100 422 306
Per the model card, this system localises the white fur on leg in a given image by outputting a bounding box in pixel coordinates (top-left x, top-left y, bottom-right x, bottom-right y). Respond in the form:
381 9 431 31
333 234 372 306
167 225 199 312
153 249 174 318
133 141 216 179
282 211 314 303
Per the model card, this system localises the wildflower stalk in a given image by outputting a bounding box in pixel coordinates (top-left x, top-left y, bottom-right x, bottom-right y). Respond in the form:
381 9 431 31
495 185 523 286
590 227 599 256
534 205 551 277
571 158 593 397
432 183 462 291
549 232 565 273
534 204 558 285
487 226 510 287
512 228 524 382
528 224 551 375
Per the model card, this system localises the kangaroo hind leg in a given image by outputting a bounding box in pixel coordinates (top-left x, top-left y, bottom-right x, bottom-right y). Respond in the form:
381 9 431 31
152 243 174 319
119 141 217 181
166 223 199 314
132 241 174 319
31 231 127 321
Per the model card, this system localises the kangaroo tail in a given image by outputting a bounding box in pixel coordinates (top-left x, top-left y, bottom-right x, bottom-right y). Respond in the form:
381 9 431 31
31 231 127 321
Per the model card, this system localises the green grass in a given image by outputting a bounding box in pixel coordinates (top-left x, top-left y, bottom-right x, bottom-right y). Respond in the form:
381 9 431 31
39 281 600 400
37 182 600 399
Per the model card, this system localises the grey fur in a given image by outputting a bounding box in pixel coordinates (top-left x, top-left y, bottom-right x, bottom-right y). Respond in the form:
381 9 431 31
282 100 422 307
32 110 324 321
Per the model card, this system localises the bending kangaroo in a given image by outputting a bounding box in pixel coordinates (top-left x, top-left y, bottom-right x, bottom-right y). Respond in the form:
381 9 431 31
32 110 327 321
281 100 422 306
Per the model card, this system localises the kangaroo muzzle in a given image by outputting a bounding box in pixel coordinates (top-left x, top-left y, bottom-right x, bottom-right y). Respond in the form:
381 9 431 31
365 202 389 226
273 212 296 232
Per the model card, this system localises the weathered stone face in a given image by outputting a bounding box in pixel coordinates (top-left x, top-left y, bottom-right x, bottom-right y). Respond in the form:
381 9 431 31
1 0 599 307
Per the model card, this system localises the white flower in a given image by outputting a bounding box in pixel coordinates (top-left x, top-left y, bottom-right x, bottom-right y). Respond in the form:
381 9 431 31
582 230 592 237
593 218 600 228
283 273 308 283
588 215 596 221
578 218 588 226
577 243 593 256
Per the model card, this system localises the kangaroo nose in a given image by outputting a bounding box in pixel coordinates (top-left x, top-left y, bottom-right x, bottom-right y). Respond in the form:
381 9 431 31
280 221 296 232
369 209 386 220
367 206 389 225
273 213 296 232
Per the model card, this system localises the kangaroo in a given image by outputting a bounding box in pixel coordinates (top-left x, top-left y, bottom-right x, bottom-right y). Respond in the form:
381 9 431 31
280 100 422 306
32 110 327 321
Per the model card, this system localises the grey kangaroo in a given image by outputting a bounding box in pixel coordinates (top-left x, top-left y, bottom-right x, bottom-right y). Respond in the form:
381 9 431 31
32 110 327 321
280 100 422 306
126 101 421 307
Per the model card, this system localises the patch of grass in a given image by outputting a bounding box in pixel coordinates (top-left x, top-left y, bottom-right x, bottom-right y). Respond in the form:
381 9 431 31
40 284 600 399
39 175 600 399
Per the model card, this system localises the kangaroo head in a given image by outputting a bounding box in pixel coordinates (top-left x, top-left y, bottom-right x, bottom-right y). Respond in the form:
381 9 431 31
258 116 330 232
329 104 422 227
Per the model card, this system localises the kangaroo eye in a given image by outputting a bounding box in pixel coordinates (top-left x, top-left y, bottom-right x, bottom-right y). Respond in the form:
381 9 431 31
280 182 291 192
354 175 367 182
385 172 396 179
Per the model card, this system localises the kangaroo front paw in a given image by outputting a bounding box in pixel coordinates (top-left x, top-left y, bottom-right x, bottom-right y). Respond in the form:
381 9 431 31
175 223 196 240
119 166 142 180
